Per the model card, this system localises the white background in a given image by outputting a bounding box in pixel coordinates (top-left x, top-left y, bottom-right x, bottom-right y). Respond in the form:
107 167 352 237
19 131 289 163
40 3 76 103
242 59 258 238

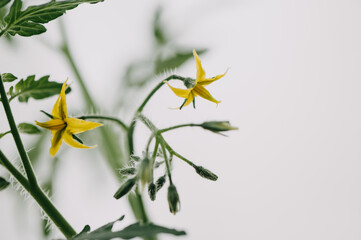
1 0 361 239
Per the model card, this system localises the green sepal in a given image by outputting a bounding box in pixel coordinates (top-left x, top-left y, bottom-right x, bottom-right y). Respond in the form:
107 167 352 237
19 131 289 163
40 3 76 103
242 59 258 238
18 122 41 134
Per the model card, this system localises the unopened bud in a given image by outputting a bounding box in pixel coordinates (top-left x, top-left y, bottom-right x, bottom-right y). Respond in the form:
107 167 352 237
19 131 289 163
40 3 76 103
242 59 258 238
155 175 166 192
148 182 156 201
201 121 238 133
194 166 218 181
119 167 136 176
113 177 136 199
167 184 180 215
138 157 152 187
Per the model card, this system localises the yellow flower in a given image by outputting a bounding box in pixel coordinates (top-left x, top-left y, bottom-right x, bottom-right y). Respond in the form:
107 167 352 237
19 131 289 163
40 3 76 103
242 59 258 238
35 80 102 157
165 49 227 109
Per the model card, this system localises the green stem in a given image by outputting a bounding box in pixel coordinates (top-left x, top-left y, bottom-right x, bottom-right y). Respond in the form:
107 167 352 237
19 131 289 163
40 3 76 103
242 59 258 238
58 23 152 235
0 75 38 186
60 21 95 111
157 136 173 185
78 115 128 131
164 141 196 168
159 123 201 134
127 75 185 155
0 153 76 238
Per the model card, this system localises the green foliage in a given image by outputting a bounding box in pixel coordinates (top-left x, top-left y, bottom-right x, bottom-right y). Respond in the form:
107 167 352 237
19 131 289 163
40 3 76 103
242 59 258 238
0 176 10 191
153 7 167 45
7 75 71 102
1 73 17 82
18 122 41 134
0 0 10 9
1 0 104 37
155 49 207 74
71 216 186 240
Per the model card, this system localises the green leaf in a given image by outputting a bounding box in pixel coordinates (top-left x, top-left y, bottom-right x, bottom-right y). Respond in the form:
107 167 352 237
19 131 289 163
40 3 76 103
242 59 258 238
7 75 71 102
0 0 10 9
153 7 167 45
72 221 186 240
2 0 104 37
0 177 10 191
1 73 17 82
92 215 124 234
155 49 207 74
18 122 41 134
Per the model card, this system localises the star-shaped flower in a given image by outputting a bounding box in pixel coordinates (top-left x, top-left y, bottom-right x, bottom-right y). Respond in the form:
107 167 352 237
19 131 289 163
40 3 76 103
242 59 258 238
35 80 102 156
165 49 227 109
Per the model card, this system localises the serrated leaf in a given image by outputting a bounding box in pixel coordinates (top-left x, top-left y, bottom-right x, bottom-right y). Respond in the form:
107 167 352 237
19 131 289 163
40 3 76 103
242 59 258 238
0 177 10 191
1 73 17 82
18 122 41 134
2 0 104 37
0 0 10 9
72 222 186 240
155 49 207 74
7 75 71 102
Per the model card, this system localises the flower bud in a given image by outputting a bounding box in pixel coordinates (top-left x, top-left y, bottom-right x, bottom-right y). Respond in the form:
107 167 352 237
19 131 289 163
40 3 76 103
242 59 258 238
201 121 238 133
119 167 136 176
194 166 218 181
167 184 180 215
113 177 136 199
138 157 152 187
155 175 166 192
148 182 157 201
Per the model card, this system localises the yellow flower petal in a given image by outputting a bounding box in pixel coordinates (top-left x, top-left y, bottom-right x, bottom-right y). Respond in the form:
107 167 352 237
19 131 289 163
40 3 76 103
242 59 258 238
50 129 65 157
65 117 103 135
198 69 228 86
63 130 94 149
193 84 221 104
193 49 206 83
35 119 66 131
165 81 192 98
183 92 195 107
52 79 69 120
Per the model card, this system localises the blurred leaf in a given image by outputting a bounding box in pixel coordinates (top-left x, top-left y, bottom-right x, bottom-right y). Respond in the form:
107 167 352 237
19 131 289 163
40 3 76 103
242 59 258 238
155 49 207 74
0 130 11 139
0 177 10 191
0 0 10 9
1 73 17 82
18 122 41 134
7 75 71 102
72 221 186 240
2 0 104 37
92 215 124 234
153 7 167 45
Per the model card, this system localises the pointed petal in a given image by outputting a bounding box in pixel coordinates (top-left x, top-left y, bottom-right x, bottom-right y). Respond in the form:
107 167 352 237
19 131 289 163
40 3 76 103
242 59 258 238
182 92 195 108
65 118 103 135
35 119 66 131
52 79 69 119
63 130 94 149
165 81 192 98
50 129 65 157
193 49 206 82
199 69 228 86
193 84 221 104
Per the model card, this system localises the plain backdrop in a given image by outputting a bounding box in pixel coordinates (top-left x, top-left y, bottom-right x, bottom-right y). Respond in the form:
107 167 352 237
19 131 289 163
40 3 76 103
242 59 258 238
1 0 361 239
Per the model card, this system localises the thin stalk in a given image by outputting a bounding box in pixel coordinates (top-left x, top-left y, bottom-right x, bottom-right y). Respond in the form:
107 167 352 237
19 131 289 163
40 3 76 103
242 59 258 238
158 123 201 134
164 140 196 168
157 136 173 184
127 75 185 155
78 115 128 131
0 75 38 186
